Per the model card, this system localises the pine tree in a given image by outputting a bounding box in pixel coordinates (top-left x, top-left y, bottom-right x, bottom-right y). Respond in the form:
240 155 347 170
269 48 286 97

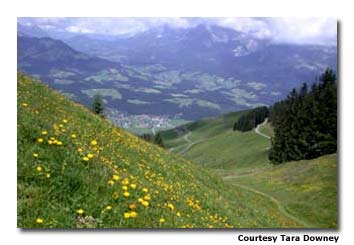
154 132 165 148
91 93 105 117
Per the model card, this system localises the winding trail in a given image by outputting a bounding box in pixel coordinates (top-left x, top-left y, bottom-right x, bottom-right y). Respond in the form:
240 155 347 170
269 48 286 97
230 182 312 228
178 131 207 155
254 118 271 139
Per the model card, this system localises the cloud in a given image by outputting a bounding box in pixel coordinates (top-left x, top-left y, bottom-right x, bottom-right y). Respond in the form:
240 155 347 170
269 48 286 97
17 17 337 46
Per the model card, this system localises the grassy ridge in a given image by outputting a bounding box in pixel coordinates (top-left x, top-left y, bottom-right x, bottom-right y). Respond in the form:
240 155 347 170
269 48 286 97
18 74 303 228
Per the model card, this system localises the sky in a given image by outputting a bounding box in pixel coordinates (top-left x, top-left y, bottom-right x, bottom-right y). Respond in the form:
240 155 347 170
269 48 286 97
18 17 337 46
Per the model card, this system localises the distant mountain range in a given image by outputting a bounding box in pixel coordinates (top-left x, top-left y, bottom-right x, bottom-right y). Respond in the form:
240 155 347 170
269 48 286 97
17 22 337 130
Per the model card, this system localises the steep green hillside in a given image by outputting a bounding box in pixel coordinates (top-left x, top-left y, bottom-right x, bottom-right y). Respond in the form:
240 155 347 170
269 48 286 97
18 74 304 228
162 112 337 228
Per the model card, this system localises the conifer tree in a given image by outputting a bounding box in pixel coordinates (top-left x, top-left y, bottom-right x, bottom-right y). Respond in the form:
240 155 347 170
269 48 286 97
91 93 105 117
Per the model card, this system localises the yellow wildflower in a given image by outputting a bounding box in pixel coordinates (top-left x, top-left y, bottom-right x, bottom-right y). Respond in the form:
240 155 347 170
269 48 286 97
159 218 165 223
22 103 28 107
48 140 53 145
124 212 130 219
87 153 94 159
130 183 137 189
37 138 43 143
82 156 89 161
112 191 119 199
46 173 51 178
167 203 175 211
129 203 137 210
77 148 83 153
112 175 119 181
108 180 115 186
130 211 137 218
122 178 129 185
123 191 130 197
122 186 128 191
142 201 149 207
71 134 77 139
35 218 43 224
143 194 151 201
56 141 63 146
142 187 148 193
36 166 42 172
91 140 98 146
33 153 39 158
176 212 181 217
41 130 48 135
62 119 68 123
76 208 84 215
105 205 112 211
138 198 144 203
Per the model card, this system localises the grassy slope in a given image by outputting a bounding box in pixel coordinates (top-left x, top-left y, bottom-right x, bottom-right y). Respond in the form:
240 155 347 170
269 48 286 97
226 154 337 228
162 112 337 228
17 74 301 228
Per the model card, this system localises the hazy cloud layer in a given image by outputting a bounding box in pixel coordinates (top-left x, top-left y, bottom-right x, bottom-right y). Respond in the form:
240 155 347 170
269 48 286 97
18 17 337 45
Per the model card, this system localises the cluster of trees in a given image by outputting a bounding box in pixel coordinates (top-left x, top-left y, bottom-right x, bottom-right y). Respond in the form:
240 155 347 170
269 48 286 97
269 68 337 164
140 132 165 148
233 106 269 132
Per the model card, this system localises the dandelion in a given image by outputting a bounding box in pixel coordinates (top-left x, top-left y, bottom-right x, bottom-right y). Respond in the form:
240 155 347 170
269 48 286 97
129 211 137 218
142 187 148 193
123 191 130 197
129 203 137 210
142 201 149 207
176 212 181 217
56 141 63 146
108 180 115 186
112 175 119 181
36 218 43 224
62 119 68 123
122 186 128 191
159 218 165 223
76 208 84 215
138 198 144 203
130 183 137 189
124 212 130 219
22 103 28 107
46 173 51 178
91 140 98 146
122 178 129 185
77 148 83 153
33 153 39 158
87 153 94 159
167 203 175 211
143 194 151 201
71 134 77 139
48 140 53 145
36 166 42 172
41 130 48 135
105 205 112 211
112 192 119 199
37 138 43 143
82 156 89 161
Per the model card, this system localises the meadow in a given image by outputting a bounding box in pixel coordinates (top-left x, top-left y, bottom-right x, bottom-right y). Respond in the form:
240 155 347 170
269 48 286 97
18 74 306 228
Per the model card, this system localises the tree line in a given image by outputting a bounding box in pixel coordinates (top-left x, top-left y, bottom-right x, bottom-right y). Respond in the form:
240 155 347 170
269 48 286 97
268 68 337 164
233 106 269 132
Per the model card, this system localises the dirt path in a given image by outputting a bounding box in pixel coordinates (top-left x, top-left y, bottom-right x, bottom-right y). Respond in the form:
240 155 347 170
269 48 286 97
254 119 271 139
231 182 312 227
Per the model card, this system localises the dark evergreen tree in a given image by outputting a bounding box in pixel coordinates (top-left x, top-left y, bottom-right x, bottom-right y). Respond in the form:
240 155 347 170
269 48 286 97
269 68 337 164
154 132 165 148
91 93 105 117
